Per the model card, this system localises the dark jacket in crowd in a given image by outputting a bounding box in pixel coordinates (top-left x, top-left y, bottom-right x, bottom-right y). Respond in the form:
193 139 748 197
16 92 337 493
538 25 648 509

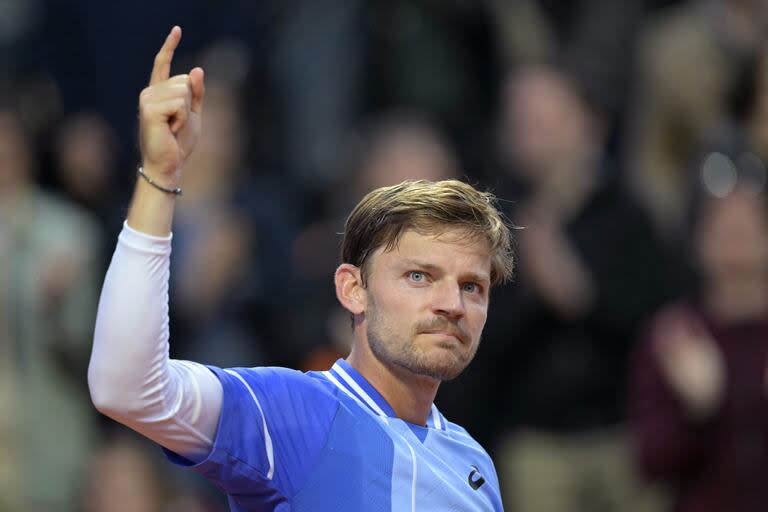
483 170 676 433
631 303 768 512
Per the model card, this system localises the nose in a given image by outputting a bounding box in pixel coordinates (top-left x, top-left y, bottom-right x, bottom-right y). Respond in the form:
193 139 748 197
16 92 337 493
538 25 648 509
431 281 466 319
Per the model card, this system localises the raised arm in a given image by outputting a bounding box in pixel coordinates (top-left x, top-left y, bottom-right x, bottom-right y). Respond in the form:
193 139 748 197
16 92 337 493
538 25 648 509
88 26 221 461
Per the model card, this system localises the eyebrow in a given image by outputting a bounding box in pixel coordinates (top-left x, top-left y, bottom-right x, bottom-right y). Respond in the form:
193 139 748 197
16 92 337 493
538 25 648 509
399 258 491 284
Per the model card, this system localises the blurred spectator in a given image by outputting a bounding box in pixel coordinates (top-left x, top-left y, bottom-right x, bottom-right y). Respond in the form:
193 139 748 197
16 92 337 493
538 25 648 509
0 108 101 510
489 0 643 126
52 112 118 216
51 111 124 265
349 111 460 198
630 188 768 512
365 0 496 174
628 0 768 237
169 80 300 367
486 67 674 511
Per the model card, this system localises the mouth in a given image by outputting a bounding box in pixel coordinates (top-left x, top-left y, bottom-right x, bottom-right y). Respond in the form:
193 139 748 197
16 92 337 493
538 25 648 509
421 330 465 345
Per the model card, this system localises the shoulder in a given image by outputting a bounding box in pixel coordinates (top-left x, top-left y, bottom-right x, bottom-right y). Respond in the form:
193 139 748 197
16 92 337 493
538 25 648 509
198 366 342 496
210 366 343 437
211 366 339 410
27 189 102 249
39 190 100 231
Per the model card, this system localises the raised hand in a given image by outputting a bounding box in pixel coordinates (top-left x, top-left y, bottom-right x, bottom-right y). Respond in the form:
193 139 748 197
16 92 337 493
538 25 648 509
517 201 595 318
127 26 205 236
653 307 724 421
138 26 205 187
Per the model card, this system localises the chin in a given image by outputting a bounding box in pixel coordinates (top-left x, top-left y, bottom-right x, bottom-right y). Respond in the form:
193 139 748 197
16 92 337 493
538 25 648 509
408 352 469 381
425 365 466 382
368 329 475 381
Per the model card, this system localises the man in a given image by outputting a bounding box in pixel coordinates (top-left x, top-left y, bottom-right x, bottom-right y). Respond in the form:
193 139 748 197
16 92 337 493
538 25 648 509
88 27 512 511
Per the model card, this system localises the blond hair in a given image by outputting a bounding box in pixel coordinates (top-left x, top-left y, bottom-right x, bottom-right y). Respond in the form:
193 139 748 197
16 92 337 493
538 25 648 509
341 179 514 285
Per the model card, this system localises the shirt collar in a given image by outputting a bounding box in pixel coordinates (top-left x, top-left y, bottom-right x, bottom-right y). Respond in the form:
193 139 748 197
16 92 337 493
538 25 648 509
323 359 447 430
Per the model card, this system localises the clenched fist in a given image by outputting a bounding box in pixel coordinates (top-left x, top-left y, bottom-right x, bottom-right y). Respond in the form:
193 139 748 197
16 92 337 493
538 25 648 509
139 26 205 187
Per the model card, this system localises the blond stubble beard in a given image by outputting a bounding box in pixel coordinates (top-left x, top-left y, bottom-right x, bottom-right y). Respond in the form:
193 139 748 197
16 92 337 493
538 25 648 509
364 295 479 381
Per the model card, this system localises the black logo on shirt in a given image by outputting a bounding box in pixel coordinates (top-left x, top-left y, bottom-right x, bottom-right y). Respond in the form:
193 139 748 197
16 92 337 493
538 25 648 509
468 465 485 490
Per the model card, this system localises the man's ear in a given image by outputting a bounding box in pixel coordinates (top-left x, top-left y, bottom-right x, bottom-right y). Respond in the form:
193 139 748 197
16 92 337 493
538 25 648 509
335 263 367 315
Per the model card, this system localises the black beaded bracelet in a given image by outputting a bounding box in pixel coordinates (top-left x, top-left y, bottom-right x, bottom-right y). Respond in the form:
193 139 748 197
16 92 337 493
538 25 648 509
137 167 183 196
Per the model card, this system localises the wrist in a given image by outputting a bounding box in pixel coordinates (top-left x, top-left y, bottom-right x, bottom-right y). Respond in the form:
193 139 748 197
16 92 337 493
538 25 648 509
127 176 176 237
141 161 181 182
137 166 183 196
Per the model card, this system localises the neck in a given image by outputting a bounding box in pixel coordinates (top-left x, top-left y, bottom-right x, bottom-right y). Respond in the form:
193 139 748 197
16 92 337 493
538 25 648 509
705 274 768 323
347 340 439 426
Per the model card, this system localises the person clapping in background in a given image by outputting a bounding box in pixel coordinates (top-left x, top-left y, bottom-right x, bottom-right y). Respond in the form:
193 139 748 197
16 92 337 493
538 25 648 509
630 185 768 512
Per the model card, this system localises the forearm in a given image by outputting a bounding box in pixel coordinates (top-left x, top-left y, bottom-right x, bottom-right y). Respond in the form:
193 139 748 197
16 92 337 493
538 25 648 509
525 236 594 318
88 222 222 460
541 245 594 316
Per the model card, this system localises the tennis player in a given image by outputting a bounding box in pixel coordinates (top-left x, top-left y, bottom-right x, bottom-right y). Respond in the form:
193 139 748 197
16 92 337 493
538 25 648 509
88 26 512 511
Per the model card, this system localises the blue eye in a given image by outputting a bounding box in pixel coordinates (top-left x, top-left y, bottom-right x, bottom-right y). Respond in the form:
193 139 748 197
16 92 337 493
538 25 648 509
409 271 426 282
463 282 480 293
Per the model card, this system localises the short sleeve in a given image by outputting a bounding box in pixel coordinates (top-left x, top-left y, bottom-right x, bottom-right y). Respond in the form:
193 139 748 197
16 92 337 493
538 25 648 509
165 366 340 502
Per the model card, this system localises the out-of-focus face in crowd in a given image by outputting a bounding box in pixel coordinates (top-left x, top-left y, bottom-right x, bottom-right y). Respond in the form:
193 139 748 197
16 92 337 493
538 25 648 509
358 121 458 192
54 113 115 205
501 68 595 181
697 190 768 283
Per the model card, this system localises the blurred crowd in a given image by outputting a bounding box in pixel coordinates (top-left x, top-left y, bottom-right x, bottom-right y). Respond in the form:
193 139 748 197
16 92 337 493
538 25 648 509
2 0 768 510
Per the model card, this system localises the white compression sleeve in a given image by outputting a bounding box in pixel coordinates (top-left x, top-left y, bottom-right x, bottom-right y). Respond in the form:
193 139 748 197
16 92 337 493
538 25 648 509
88 221 222 461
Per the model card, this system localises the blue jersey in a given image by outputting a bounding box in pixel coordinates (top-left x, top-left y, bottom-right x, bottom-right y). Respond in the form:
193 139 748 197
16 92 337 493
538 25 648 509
166 359 503 511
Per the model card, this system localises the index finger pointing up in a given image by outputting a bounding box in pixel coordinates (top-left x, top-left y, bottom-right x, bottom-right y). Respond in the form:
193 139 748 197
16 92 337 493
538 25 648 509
149 26 182 85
